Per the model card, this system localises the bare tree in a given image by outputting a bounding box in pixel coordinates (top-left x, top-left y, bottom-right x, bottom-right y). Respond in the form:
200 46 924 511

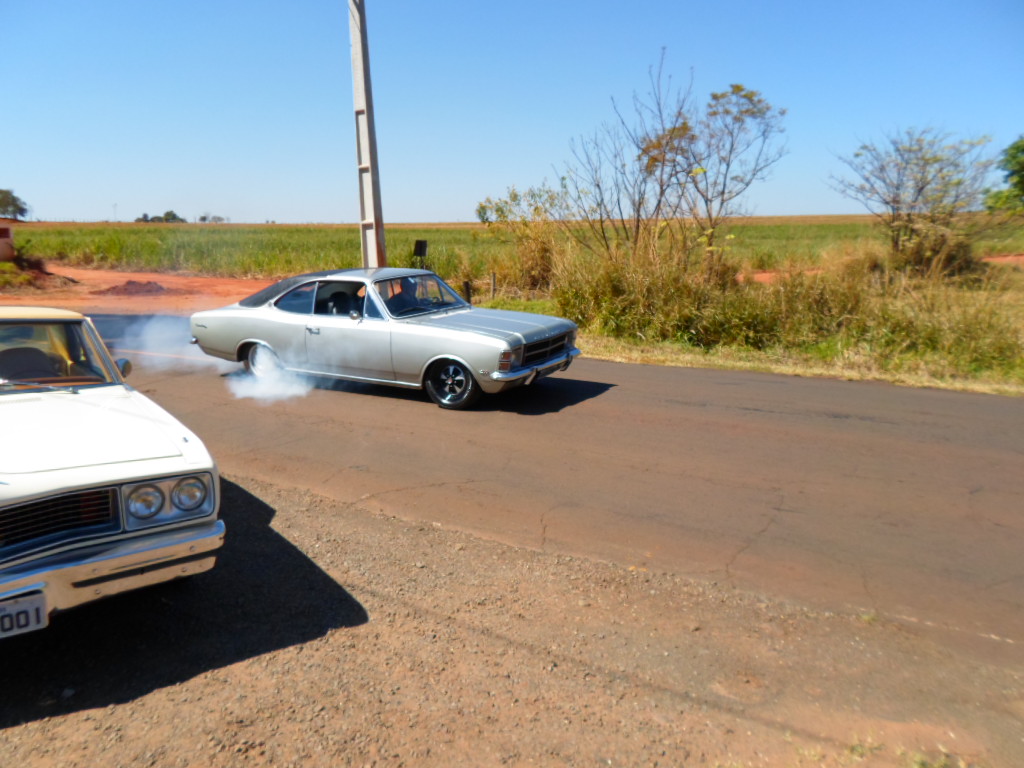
641 84 786 254
557 57 786 279
559 59 700 265
831 128 996 274
478 57 787 291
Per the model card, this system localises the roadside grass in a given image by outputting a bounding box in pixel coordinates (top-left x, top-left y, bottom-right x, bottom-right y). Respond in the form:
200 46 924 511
0 262 34 289
9 219 1024 395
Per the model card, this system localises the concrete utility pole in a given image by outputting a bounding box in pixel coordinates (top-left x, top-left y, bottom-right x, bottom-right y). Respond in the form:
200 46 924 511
348 0 387 268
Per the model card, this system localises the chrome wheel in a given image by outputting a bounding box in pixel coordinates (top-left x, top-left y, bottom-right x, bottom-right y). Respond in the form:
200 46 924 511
244 343 282 378
425 360 481 410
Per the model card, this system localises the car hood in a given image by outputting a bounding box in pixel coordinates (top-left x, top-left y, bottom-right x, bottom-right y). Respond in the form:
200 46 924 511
409 308 576 344
0 385 200 476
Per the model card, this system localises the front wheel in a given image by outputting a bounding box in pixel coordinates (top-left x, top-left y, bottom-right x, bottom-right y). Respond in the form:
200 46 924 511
424 359 482 410
244 343 283 378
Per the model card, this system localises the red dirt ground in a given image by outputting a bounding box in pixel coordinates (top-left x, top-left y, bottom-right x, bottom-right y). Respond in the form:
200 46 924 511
0 264 276 315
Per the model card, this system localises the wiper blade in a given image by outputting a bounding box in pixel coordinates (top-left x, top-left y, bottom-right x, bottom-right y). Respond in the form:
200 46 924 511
0 380 80 393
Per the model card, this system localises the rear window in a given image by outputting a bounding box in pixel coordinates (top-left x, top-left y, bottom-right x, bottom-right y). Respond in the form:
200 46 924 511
239 271 341 308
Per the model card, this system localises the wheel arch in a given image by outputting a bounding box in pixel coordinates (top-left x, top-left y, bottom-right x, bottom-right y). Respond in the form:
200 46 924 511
235 339 265 363
419 353 480 389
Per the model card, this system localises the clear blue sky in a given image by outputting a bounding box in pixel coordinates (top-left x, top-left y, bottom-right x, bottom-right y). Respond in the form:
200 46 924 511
5 0 1023 224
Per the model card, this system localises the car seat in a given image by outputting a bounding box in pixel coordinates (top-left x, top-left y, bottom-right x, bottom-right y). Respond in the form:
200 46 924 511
328 292 352 316
0 347 60 380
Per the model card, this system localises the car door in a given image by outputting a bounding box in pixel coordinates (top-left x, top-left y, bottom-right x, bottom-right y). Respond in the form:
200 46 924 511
256 282 318 368
304 280 394 381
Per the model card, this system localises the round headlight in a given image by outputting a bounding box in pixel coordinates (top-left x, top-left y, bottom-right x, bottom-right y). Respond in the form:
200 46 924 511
172 477 207 511
127 485 164 519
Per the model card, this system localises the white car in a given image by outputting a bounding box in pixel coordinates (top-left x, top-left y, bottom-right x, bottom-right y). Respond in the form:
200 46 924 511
0 307 224 639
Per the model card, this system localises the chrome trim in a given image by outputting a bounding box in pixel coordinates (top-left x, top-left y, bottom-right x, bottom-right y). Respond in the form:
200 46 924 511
488 347 580 384
0 520 225 615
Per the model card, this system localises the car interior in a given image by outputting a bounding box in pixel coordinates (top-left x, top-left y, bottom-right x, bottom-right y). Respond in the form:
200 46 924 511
314 283 365 317
0 324 107 384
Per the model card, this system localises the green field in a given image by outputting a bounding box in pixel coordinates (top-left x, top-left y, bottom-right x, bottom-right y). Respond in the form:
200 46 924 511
11 216 1024 277
9 222 498 278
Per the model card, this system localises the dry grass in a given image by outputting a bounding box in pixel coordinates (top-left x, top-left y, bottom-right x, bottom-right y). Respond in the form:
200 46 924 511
578 329 1024 397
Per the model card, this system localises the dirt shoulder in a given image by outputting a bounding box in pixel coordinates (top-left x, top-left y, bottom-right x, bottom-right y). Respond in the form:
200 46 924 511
2 476 1018 767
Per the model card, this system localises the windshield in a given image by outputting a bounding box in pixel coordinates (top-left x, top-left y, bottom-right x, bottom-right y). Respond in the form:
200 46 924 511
0 320 118 392
374 274 468 318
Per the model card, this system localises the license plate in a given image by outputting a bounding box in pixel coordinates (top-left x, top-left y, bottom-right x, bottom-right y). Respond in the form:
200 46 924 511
0 593 49 639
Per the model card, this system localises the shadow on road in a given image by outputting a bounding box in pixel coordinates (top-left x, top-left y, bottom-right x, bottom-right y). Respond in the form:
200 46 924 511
0 479 367 728
310 375 613 414
485 377 615 414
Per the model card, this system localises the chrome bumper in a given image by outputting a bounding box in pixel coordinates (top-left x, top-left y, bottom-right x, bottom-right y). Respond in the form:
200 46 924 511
485 347 580 392
0 519 225 615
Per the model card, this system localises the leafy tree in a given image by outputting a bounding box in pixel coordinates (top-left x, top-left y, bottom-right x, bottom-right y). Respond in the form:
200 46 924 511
0 189 29 220
135 210 186 223
985 135 1024 212
831 128 995 275
475 185 564 289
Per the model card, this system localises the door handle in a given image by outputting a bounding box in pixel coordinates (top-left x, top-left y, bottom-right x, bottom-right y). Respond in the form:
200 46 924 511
306 326 321 335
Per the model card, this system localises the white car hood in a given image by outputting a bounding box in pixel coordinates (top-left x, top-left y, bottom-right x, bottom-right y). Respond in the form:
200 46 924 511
0 386 194 475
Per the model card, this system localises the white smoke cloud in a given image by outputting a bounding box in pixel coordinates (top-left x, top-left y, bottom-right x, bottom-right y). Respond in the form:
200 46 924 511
107 315 315 403
111 315 233 373
225 367 315 404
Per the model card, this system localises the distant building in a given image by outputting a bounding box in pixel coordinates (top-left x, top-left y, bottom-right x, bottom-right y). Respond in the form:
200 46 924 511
0 225 14 262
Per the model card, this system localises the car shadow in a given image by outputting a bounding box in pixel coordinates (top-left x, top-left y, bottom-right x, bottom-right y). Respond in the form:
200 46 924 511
308 375 427 404
483 377 615 414
0 479 367 727
308 375 614 414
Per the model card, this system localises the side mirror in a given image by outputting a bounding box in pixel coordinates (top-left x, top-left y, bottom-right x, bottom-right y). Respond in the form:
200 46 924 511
116 358 133 377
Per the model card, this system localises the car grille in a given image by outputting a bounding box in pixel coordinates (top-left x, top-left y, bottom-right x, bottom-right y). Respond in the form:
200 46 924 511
0 488 120 560
523 333 572 367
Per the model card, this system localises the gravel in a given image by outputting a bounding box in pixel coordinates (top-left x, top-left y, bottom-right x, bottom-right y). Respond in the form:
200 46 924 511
1 475 1019 767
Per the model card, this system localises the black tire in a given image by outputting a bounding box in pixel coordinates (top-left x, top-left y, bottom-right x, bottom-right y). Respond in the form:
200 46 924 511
243 343 282 379
424 359 481 410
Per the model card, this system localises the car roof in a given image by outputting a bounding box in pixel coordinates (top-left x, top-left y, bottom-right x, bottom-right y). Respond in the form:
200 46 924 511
238 267 434 307
310 267 432 281
0 306 86 321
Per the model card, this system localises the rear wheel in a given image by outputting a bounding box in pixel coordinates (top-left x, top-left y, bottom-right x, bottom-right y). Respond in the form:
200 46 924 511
424 359 481 410
244 343 282 378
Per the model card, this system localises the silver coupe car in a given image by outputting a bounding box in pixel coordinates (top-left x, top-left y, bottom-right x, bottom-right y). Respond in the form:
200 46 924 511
189 268 580 409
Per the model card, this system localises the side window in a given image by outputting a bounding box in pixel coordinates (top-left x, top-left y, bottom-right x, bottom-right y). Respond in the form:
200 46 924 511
314 281 365 317
275 283 316 314
363 289 384 319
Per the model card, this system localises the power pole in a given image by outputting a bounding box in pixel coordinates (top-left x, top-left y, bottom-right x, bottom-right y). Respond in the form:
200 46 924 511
348 0 387 268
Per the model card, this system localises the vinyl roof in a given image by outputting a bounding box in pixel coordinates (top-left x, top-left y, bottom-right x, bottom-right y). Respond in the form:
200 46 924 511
0 306 85 320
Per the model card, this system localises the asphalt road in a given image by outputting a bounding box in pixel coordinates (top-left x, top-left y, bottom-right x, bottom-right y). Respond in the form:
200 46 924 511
104 315 1024 663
